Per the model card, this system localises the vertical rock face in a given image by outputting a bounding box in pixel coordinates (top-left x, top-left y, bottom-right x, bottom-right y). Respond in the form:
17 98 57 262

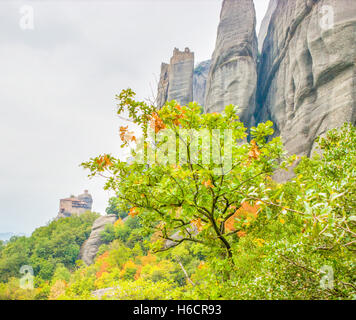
79 215 117 265
257 0 278 53
168 48 194 106
157 48 194 108
204 0 258 125
193 60 211 106
256 0 356 157
156 0 355 162
156 63 170 108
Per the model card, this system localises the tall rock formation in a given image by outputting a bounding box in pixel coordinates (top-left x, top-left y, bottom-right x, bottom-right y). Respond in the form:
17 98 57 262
257 0 278 53
157 48 194 108
204 0 258 126
256 0 356 157
156 0 355 162
156 63 170 108
193 60 211 106
79 215 117 265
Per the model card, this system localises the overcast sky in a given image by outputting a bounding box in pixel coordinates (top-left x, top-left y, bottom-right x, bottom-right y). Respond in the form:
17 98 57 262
0 0 270 235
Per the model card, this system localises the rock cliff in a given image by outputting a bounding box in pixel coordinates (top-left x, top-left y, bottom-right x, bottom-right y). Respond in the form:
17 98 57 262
257 0 278 53
256 0 356 158
157 48 194 108
156 0 355 160
204 0 258 126
79 214 117 265
156 63 170 108
193 60 211 106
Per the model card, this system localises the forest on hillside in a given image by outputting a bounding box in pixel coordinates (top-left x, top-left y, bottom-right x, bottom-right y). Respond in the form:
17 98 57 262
0 90 356 300
0 93 355 300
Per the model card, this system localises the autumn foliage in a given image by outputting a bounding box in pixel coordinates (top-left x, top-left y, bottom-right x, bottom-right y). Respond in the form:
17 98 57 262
119 126 136 145
224 202 259 232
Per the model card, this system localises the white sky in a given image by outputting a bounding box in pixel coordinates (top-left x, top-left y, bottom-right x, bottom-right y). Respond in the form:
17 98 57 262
0 0 270 235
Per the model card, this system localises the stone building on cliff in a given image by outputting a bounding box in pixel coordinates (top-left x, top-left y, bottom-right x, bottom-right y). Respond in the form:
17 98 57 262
156 0 356 162
57 190 93 219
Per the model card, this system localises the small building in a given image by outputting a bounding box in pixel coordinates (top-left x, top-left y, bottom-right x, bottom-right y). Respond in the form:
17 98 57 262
57 190 93 218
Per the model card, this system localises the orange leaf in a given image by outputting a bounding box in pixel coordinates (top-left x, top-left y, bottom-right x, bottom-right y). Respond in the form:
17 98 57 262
191 218 203 232
114 218 124 227
225 215 237 232
202 180 214 188
248 140 261 160
140 253 156 266
225 202 260 232
96 155 112 169
103 154 113 167
96 157 104 166
150 113 166 133
134 266 142 280
129 207 139 217
237 230 247 238
119 126 136 144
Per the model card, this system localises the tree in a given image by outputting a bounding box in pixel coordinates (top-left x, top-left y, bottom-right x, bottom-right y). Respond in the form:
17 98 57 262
106 197 128 219
0 212 99 284
52 263 71 283
100 224 116 244
0 236 31 282
82 89 295 267
290 123 356 246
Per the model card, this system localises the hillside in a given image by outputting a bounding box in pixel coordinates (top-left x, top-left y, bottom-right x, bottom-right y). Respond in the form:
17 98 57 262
1 115 354 300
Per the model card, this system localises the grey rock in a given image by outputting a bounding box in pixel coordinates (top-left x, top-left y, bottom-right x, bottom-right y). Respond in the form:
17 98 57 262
155 0 355 168
256 0 356 161
91 287 118 299
164 230 183 249
79 214 117 265
164 225 198 249
157 48 194 108
258 0 278 53
193 60 211 106
168 48 194 106
204 0 258 126
156 63 170 109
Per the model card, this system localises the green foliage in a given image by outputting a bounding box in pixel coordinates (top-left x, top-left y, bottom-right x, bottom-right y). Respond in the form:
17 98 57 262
79 90 355 300
0 236 32 282
114 216 145 248
82 93 292 265
184 124 356 300
100 224 116 244
0 278 37 300
0 212 99 283
100 278 185 300
2 88 354 300
52 264 71 284
106 197 128 218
